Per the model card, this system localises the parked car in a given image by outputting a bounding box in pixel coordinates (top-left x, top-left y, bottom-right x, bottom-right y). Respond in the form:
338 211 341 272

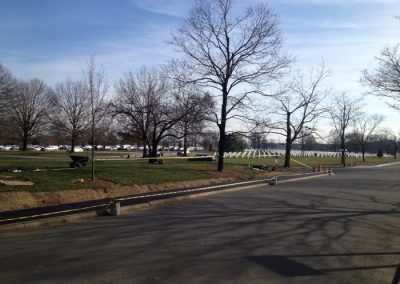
104 145 115 150
95 145 104 150
26 145 35 150
177 149 190 156
117 144 131 150
72 146 84 152
44 145 59 151
32 146 42 151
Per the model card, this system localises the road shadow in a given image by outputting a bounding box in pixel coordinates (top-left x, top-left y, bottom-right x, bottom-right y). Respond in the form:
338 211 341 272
2 167 400 283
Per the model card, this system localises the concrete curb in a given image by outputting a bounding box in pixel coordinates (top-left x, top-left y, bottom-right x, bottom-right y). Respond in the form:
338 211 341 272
351 161 400 169
0 211 98 236
278 173 329 184
0 173 328 236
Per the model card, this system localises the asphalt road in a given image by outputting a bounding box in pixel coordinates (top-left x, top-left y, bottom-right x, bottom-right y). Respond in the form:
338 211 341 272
1 163 400 283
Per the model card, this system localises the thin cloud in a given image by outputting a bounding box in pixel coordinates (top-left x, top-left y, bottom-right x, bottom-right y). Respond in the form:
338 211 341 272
0 0 399 130
128 0 192 18
268 0 398 5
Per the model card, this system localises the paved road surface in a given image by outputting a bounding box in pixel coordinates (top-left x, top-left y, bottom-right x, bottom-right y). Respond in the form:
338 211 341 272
1 163 400 283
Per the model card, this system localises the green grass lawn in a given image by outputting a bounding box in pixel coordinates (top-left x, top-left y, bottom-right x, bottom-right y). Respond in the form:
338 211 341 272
0 151 396 192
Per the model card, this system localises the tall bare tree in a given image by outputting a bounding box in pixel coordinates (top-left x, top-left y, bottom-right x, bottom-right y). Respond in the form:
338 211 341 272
171 0 290 171
6 79 55 150
329 93 363 166
389 131 400 159
390 131 400 159
373 128 399 159
113 67 193 161
353 113 384 162
0 63 15 112
362 15 400 111
113 68 158 158
55 79 90 152
269 64 329 167
84 56 108 180
172 83 214 156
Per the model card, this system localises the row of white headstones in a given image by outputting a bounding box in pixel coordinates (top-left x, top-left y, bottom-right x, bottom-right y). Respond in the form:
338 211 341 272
223 149 392 159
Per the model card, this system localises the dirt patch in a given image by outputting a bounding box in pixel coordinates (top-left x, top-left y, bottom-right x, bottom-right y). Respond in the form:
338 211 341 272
0 174 261 212
0 180 34 186
0 175 12 179
0 168 294 212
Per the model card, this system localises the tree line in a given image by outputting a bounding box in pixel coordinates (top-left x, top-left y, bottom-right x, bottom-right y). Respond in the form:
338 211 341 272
0 0 399 172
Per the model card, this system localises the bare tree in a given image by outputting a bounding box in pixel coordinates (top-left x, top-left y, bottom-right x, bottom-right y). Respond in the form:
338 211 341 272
391 132 400 159
329 93 363 166
362 41 400 110
84 56 108 180
113 68 165 158
173 83 214 156
378 128 400 159
249 131 264 149
353 113 384 162
113 67 192 161
269 64 329 167
0 63 15 112
6 79 55 150
170 0 290 171
301 134 317 152
55 79 90 152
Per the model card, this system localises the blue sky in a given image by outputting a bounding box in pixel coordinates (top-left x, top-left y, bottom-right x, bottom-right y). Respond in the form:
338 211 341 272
1 0 399 132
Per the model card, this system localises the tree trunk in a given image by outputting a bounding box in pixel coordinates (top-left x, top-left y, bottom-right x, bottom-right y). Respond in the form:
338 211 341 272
141 136 147 158
70 133 76 153
217 87 228 172
284 142 291 168
284 113 291 168
283 142 292 168
148 142 159 163
361 144 366 162
22 131 28 151
91 120 95 181
183 121 188 156
340 133 346 166
217 124 226 172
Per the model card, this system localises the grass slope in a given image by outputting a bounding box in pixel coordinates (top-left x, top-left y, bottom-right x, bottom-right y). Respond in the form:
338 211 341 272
0 151 396 192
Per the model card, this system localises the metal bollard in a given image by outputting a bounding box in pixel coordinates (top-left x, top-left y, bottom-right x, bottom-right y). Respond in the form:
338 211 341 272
109 199 121 216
